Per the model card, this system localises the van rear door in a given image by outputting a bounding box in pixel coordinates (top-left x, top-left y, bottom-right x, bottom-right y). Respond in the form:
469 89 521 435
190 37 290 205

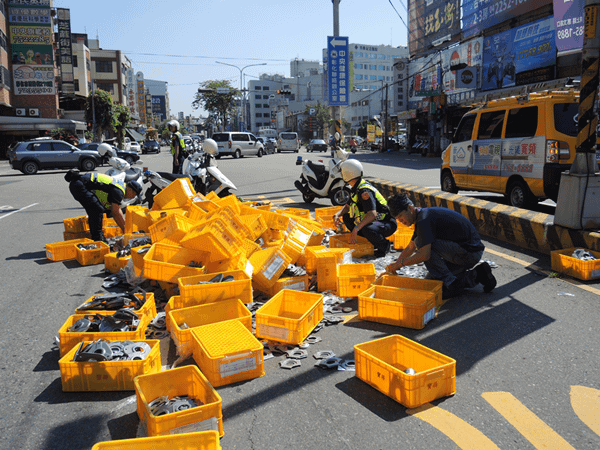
471 110 505 192
449 114 476 189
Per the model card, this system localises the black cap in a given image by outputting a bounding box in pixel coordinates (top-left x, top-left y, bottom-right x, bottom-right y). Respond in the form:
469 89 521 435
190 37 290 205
127 180 142 195
387 194 413 217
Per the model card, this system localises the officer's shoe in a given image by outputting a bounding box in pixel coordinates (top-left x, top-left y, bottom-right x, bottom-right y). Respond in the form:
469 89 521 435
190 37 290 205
442 280 463 300
475 262 497 293
373 240 391 258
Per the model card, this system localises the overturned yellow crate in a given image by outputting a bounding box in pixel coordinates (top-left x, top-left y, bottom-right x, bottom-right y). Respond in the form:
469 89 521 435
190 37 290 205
337 263 377 297
143 243 208 283
329 233 374 258
177 270 253 306
372 274 443 307
149 213 197 244
151 178 196 211
181 217 244 262
91 431 222 450
63 215 90 233
260 274 309 297
240 214 268 240
249 247 291 291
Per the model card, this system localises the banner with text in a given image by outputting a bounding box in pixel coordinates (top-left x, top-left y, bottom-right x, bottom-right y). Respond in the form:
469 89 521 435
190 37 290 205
554 0 584 52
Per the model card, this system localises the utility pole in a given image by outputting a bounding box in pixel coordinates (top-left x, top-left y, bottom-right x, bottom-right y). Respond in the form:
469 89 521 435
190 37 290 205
554 0 600 229
332 0 342 146
383 83 389 152
91 79 96 142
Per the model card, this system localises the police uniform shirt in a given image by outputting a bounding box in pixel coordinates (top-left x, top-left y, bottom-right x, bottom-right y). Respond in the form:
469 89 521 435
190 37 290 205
82 174 125 206
353 183 377 214
413 207 484 253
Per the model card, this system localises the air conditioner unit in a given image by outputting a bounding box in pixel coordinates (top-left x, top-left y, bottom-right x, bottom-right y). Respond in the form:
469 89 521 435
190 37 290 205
16 108 26 116
28 108 40 117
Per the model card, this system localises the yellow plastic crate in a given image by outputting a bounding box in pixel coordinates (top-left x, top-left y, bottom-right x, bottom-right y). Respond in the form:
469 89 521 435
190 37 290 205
240 214 268 240
329 234 374 258
46 238 94 261
143 243 208 283
57 313 151 357
75 241 110 266
124 205 152 234
278 207 311 219
337 263 377 297
249 247 292 291
280 222 313 264
149 213 197 244
315 251 352 293
177 270 253 306
181 218 244 262
388 225 414 250
204 251 252 276
59 339 161 392
261 274 309 297
103 225 123 239
188 200 220 221
372 274 443 307
255 290 324 344
135 365 223 437
63 230 92 240
151 178 196 211
75 292 157 323
551 248 600 280
242 200 271 211
131 244 152 278
240 206 290 230
354 334 456 408
91 431 221 450
166 299 252 356
358 285 437 330
104 251 131 273
191 320 264 387
241 238 261 258
63 215 90 233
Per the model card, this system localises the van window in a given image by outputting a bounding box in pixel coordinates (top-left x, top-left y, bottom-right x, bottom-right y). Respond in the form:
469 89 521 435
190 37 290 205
280 133 297 140
452 114 476 142
233 133 249 141
477 111 505 139
211 133 229 142
505 106 538 138
554 103 578 137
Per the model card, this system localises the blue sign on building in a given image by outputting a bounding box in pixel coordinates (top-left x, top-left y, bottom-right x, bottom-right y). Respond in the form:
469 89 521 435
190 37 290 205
327 36 349 106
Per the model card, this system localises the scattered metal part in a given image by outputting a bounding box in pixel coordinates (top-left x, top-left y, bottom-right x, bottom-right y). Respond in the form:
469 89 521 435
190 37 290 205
322 315 344 325
77 244 100 250
286 348 308 359
316 357 342 369
146 329 170 339
313 351 336 360
221 275 235 282
311 323 325 333
279 359 301 369
73 339 150 362
274 344 295 354
328 306 343 314
148 395 201 417
150 312 167 329
342 307 353 313
298 342 310 349
69 317 91 333
339 360 355 371
305 336 322 344
263 349 274 360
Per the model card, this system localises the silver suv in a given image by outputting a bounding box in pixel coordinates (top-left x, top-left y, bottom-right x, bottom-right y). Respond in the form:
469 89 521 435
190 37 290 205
211 132 265 159
7 138 101 175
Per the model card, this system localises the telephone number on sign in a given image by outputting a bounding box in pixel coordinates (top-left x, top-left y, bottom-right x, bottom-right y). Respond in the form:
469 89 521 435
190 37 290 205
16 87 54 94
503 163 533 172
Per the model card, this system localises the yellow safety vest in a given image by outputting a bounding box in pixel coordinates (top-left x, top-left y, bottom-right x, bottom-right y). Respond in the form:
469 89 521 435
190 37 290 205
171 131 185 155
349 179 389 225
89 173 125 209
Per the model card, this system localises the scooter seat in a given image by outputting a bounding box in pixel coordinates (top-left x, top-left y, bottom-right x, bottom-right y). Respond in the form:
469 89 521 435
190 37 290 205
307 160 327 175
124 169 142 182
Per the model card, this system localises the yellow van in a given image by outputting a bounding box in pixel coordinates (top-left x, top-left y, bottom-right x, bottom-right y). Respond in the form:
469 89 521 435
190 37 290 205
440 91 592 208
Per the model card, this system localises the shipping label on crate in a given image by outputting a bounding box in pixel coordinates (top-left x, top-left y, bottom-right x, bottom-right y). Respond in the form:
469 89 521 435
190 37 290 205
285 281 306 291
220 354 258 377
258 323 290 341
422 307 436 326
264 256 285 280
181 181 194 199
171 417 219 435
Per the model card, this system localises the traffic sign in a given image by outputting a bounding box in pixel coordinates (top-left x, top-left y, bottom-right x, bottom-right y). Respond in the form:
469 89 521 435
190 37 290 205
216 87 230 94
327 36 349 106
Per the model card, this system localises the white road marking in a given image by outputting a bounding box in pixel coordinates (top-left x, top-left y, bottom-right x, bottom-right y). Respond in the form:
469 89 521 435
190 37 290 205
0 203 38 221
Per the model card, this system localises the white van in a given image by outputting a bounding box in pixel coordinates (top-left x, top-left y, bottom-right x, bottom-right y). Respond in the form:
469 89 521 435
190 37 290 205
278 132 299 153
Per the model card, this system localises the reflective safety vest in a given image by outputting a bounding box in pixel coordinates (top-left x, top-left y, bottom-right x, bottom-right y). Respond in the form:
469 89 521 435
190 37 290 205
88 173 125 209
349 179 389 225
171 131 185 155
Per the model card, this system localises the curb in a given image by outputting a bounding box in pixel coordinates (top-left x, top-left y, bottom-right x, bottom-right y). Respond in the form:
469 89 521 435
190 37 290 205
368 178 600 255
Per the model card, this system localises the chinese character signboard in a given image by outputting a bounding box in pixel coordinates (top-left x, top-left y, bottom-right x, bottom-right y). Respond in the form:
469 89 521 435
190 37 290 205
327 36 349 106
136 72 147 125
9 0 54 96
554 0 584 52
408 0 460 58
482 16 556 91
56 8 74 94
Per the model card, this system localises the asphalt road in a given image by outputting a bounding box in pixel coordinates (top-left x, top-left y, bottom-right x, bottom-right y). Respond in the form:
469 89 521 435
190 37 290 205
1 147 599 450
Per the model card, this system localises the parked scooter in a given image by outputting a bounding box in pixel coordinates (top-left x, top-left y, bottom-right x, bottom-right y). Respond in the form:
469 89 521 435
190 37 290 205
97 143 144 208
143 139 237 207
294 146 352 206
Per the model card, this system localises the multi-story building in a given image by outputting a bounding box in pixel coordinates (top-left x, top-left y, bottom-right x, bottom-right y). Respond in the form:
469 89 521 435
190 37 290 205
144 78 169 125
88 39 130 106
0 3 11 114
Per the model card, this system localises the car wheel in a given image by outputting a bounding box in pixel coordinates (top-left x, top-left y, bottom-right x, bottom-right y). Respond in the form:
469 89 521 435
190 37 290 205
234 149 241 159
81 158 97 172
22 160 38 175
507 180 534 209
257 148 263 158
330 187 351 206
441 170 458 194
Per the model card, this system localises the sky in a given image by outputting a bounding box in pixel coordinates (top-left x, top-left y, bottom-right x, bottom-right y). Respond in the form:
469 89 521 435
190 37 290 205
52 0 408 118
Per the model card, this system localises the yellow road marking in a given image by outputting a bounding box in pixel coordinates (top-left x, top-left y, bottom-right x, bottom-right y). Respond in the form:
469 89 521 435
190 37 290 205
407 403 501 449
482 392 576 450
484 248 600 296
570 386 600 436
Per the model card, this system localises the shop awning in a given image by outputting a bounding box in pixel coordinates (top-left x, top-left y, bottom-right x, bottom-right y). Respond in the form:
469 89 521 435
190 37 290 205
126 128 145 142
0 116 87 132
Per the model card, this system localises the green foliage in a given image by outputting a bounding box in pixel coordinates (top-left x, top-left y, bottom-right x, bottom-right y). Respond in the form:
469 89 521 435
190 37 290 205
192 80 239 130
85 89 113 139
112 104 131 148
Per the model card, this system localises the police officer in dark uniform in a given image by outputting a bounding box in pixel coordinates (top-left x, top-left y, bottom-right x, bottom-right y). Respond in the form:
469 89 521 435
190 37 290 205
65 170 142 241
333 159 397 257
167 119 186 174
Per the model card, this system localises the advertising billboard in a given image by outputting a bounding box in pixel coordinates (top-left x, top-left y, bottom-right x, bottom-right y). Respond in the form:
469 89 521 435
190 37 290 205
462 0 552 38
554 0 584 53
408 0 461 58
408 53 441 109
482 17 556 91
56 8 74 94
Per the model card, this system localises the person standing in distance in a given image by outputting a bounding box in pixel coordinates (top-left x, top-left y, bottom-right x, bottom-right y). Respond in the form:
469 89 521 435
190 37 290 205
333 159 397 257
385 194 497 299
65 170 142 242
167 119 185 174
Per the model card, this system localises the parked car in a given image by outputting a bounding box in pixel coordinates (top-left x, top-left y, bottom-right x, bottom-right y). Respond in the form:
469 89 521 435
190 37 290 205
7 139 102 175
211 132 265 158
129 141 141 153
307 139 328 152
79 143 140 165
142 140 160 154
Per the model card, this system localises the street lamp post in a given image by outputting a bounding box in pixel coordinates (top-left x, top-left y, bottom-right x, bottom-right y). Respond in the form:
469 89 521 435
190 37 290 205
216 61 267 131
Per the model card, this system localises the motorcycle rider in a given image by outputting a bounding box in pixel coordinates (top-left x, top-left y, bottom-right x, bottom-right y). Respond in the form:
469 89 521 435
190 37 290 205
333 159 397 257
167 119 185 174
65 170 142 241
349 137 357 153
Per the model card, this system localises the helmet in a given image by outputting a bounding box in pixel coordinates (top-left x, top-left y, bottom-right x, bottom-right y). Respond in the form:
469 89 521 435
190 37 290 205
167 119 180 131
203 138 218 155
127 180 143 196
97 143 113 157
340 159 363 182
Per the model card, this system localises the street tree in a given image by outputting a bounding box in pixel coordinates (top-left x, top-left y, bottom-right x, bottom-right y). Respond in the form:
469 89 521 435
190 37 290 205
192 80 238 131
112 104 131 148
85 89 113 140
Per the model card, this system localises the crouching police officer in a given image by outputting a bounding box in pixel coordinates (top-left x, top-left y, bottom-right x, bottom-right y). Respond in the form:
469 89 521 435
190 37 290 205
65 170 142 241
333 159 397 257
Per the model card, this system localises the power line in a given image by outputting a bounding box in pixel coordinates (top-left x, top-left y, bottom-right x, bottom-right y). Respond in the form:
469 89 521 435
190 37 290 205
388 0 408 30
396 0 408 13
121 51 289 62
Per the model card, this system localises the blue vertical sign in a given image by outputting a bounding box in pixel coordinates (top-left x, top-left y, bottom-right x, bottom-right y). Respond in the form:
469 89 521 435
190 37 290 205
327 36 349 106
